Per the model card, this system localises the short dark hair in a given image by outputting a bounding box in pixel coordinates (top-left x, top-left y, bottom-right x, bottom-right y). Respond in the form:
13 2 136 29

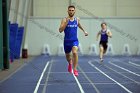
68 5 75 9
101 22 107 27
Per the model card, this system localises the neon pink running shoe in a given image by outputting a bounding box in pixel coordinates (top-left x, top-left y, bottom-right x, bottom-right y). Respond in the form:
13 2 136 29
68 63 72 73
74 70 79 76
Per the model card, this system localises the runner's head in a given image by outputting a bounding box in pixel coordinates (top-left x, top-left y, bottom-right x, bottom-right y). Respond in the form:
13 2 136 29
101 22 107 30
67 5 75 17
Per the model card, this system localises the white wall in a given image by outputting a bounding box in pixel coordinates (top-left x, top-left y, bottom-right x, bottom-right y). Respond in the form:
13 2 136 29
33 0 140 17
25 17 140 55
116 0 140 16
33 0 69 17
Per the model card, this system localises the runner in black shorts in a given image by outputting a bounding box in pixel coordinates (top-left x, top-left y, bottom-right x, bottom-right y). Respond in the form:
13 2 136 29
96 22 112 62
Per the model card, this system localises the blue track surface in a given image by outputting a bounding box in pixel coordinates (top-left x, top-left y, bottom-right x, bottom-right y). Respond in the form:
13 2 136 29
0 55 140 93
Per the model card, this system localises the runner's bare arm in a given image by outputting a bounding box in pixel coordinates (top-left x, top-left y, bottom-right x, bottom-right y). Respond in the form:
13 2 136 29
107 31 112 38
96 31 101 41
77 17 88 36
59 17 69 33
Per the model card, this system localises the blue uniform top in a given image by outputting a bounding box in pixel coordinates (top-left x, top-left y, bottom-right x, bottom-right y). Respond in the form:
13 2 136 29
100 29 109 42
64 17 78 41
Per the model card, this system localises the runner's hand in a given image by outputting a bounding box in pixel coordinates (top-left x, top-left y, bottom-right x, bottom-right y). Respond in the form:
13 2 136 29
65 17 70 24
84 31 88 36
106 31 112 38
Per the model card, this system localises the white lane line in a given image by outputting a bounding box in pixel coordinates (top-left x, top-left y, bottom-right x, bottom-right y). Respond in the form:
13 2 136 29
129 61 140 67
95 59 140 85
44 82 137 86
78 66 100 93
44 72 140 74
112 58 140 70
88 61 133 93
109 62 140 77
122 61 140 70
34 61 50 93
42 61 53 93
111 58 140 71
100 62 140 85
121 61 140 70
72 70 85 93
94 59 140 85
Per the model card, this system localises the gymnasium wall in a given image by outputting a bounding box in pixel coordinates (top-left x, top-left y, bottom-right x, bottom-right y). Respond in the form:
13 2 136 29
24 0 140 56
33 0 140 17
25 17 140 55
33 0 69 17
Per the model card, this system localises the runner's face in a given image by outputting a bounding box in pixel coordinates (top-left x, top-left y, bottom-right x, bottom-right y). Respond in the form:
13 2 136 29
101 24 107 30
68 8 75 17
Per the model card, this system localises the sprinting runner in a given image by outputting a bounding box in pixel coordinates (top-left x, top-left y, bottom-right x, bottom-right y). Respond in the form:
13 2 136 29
96 22 112 63
59 5 88 76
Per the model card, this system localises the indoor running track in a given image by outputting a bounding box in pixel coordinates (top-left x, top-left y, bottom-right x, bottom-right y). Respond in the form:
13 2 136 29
0 55 140 93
